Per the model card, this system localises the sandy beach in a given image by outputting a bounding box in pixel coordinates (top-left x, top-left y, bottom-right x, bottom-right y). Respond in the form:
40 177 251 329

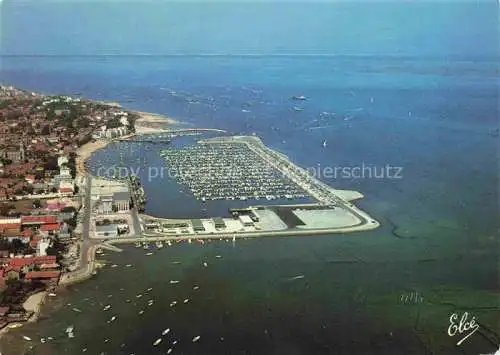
76 139 111 175
23 291 47 323
134 111 179 134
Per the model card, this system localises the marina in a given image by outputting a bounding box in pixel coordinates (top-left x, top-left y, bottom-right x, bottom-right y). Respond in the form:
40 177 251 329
159 139 309 202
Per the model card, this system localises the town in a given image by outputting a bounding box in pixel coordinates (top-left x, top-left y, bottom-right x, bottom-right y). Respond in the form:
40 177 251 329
0 85 138 329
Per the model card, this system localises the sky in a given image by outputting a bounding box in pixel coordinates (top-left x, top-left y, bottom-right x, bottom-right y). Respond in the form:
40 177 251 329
0 0 497 58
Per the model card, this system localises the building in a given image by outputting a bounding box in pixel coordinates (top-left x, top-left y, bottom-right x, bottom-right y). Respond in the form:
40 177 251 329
104 127 128 139
191 219 205 232
59 166 72 178
0 217 21 226
95 224 118 238
250 209 261 222
25 271 60 282
112 191 130 212
2 229 30 243
97 195 113 214
238 215 254 227
7 256 57 273
1 143 24 163
58 181 74 195
213 217 226 229
0 218 22 233
21 215 58 228
57 156 69 168
36 238 51 256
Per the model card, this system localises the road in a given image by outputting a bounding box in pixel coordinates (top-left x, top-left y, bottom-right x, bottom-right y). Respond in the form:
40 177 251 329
60 175 100 284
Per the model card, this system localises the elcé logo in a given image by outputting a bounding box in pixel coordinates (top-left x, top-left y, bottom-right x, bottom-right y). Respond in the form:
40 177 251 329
447 312 480 346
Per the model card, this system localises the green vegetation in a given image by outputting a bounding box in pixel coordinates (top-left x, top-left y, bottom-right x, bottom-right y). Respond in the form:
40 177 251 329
45 235 66 263
0 280 45 310
67 153 77 179
0 238 34 255
106 117 122 129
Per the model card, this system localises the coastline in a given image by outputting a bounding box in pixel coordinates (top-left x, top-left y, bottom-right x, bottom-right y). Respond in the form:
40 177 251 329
23 291 47 323
0 291 47 339
75 109 178 174
76 139 112 176
134 111 179 135
4 106 178 338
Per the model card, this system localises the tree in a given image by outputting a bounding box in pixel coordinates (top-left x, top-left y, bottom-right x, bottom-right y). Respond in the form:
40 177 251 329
0 238 10 250
32 199 42 209
3 239 33 255
41 125 50 135
0 204 14 216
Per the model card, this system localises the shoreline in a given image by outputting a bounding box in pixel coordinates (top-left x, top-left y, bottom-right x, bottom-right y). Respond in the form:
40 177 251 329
134 111 180 135
6 105 178 337
76 139 112 176
0 291 47 339
75 109 179 174
23 291 47 323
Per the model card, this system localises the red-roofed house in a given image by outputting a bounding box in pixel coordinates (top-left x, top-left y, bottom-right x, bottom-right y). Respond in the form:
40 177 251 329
21 215 58 227
39 263 59 270
46 202 66 212
33 256 56 264
0 307 10 316
8 255 56 268
8 258 34 269
25 175 36 184
25 271 60 281
0 223 21 233
23 229 33 238
59 186 74 194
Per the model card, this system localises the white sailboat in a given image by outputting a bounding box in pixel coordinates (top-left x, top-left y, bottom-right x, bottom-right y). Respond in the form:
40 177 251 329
322 140 327 148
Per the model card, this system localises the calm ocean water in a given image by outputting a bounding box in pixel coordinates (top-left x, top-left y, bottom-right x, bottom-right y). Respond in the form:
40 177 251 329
0 1 498 353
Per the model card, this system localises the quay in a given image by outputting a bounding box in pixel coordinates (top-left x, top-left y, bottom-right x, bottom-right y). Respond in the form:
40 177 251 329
115 128 227 141
115 138 172 144
93 135 379 246
70 134 379 282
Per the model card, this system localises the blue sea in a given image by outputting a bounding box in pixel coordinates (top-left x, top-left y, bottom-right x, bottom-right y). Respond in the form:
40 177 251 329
0 1 498 354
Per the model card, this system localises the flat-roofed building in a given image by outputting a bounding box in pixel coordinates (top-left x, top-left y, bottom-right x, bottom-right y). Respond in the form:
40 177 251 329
113 191 130 212
213 217 226 229
191 219 205 232
95 224 118 238
239 215 254 227
98 195 113 214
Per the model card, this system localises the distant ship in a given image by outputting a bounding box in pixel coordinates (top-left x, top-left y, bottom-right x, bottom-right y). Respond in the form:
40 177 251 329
292 107 304 112
322 140 327 148
291 95 307 101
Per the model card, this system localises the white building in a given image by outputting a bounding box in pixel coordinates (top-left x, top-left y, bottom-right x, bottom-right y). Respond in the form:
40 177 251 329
239 215 254 227
120 116 129 126
57 156 69 168
0 217 21 225
37 238 51 256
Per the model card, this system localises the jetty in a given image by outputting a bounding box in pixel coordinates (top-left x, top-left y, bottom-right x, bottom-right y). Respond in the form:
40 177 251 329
86 135 378 248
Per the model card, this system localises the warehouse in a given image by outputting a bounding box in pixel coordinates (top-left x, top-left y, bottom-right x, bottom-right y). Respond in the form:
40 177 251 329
191 219 205 232
238 215 254 227
213 217 226 229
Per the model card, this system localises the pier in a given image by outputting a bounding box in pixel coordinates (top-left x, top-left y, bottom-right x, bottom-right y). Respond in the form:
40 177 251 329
115 138 171 144
86 135 379 249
